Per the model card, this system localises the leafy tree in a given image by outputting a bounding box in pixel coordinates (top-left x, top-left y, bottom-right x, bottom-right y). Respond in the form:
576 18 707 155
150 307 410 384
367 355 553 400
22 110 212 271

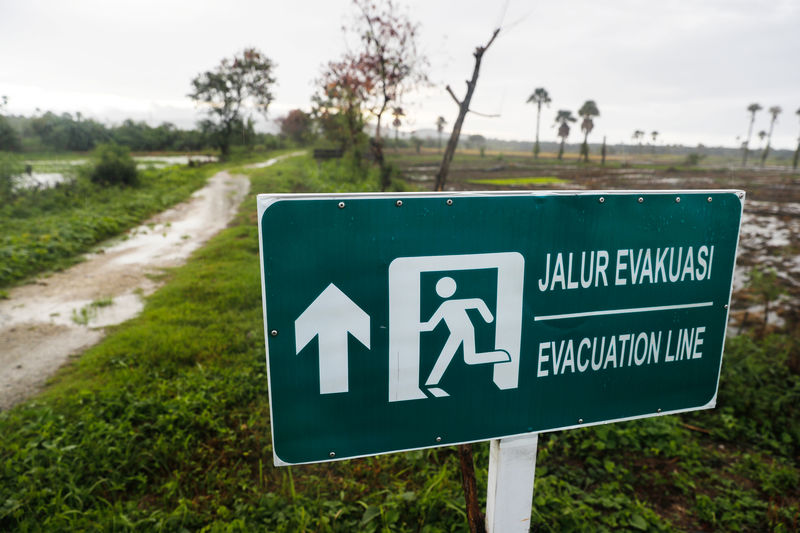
311 55 372 155
468 134 486 156
760 105 782 166
410 134 422 153
577 100 599 162
554 110 576 160
89 143 138 186
435 116 446 151
742 103 761 166
527 88 551 158
189 48 275 159
0 118 22 152
0 96 22 152
0 152 23 199
279 109 312 145
29 111 108 151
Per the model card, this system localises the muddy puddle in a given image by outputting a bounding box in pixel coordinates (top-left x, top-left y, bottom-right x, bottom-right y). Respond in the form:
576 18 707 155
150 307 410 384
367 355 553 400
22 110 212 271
0 155 294 410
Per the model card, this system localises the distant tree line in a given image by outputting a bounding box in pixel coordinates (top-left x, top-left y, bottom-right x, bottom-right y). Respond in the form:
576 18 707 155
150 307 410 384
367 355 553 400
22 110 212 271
0 108 285 154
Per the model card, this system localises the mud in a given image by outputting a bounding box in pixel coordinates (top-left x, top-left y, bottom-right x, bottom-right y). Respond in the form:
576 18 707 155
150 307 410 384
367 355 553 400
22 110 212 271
0 164 259 410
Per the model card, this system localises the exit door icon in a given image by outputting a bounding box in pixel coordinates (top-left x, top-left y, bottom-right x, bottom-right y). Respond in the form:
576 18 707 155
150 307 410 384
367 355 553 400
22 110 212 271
388 252 525 402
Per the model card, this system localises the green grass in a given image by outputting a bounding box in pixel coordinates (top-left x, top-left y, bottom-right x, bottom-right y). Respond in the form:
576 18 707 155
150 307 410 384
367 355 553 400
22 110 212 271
467 176 566 186
0 162 215 288
0 153 797 531
0 149 288 289
71 297 115 325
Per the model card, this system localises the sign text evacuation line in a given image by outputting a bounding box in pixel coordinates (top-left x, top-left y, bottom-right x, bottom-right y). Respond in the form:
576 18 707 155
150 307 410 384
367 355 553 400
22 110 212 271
534 301 714 322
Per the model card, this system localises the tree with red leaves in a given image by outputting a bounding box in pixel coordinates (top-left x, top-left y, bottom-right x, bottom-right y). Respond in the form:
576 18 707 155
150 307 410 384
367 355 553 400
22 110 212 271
350 0 427 143
312 55 375 155
312 0 427 188
279 109 313 145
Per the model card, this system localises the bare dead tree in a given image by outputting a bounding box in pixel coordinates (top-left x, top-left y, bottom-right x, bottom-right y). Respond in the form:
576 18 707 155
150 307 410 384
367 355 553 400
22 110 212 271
433 28 500 192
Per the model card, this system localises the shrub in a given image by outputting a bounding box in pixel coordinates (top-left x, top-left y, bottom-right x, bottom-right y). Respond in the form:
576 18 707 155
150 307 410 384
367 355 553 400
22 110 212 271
0 117 22 152
0 151 22 199
683 152 705 166
89 143 138 186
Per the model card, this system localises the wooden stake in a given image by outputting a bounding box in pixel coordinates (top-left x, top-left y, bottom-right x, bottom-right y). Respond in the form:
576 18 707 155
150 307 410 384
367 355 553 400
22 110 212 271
457 443 486 533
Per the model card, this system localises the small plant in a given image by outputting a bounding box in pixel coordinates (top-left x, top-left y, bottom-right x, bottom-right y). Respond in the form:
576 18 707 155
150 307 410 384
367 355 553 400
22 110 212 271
683 152 705 166
71 297 114 325
746 266 785 327
89 143 138 186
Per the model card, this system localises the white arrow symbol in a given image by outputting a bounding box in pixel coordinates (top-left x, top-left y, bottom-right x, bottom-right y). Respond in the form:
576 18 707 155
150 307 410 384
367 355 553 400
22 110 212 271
295 283 371 394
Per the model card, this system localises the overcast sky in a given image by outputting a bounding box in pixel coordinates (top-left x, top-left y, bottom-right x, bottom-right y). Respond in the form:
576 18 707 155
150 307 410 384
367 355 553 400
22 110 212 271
1 0 798 149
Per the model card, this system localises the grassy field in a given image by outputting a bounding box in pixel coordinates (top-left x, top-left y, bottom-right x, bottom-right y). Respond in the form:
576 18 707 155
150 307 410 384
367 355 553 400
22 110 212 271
0 159 216 289
0 150 286 290
0 153 798 531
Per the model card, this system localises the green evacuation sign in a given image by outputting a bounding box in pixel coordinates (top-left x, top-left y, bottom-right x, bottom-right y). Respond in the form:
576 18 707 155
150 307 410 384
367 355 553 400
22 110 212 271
257 191 744 465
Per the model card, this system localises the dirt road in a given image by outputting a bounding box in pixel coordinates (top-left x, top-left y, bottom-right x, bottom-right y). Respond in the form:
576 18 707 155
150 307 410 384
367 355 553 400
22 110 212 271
0 157 288 410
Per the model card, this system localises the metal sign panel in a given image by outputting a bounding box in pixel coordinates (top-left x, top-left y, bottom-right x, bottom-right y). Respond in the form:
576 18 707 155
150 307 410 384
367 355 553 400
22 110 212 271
257 190 744 465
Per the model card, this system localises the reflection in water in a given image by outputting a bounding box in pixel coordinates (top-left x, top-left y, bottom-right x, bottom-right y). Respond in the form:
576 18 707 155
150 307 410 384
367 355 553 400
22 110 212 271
13 154 218 190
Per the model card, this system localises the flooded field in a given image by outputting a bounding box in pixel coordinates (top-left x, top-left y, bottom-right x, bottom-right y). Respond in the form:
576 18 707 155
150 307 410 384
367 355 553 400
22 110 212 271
13 154 218 190
394 154 800 336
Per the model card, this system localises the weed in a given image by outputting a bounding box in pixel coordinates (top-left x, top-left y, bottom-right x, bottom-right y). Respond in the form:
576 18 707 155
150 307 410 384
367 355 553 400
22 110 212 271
71 297 114 325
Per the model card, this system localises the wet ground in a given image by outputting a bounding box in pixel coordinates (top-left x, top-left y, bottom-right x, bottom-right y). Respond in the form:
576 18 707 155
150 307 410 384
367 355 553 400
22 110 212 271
0 158 280 410
395 154 800 335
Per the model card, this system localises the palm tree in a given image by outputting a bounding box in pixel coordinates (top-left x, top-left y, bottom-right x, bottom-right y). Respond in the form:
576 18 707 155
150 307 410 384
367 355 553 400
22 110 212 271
527 87 551 158
651 131 659 155
435 116 446 151
793 107 800 170
761 106 782 166
554 110 576 160
577 100 599 162
742 103 762 167
391 107 404 146
757 130 767 152
792 108 800 170
632 130 645 153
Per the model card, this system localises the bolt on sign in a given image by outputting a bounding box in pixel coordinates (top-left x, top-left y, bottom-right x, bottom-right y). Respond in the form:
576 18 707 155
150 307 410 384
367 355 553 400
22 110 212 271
257 191 744 465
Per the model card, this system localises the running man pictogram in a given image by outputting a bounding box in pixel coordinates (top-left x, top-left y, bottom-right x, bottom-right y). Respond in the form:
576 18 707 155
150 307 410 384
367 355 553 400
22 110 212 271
420 276 510 397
